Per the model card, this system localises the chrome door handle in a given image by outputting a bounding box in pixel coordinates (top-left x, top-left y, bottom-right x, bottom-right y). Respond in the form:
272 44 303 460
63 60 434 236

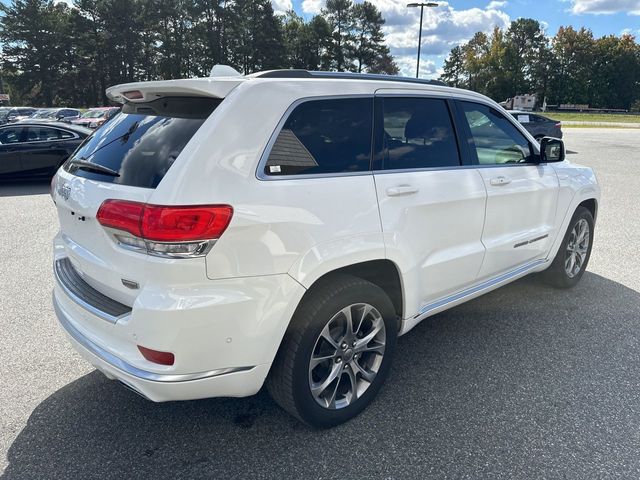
490 176 511 186
386 185 419 197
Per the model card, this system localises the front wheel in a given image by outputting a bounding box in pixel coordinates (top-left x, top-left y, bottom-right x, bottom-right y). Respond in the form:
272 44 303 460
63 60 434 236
266 274 397 428
543 206 594 288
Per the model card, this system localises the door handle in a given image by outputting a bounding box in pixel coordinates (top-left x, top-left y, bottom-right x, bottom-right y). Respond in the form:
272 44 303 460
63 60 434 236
490 176 511 186
386 185 419 197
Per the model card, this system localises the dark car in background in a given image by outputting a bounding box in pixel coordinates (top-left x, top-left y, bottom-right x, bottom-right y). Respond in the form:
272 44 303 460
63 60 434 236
6 107 38 123
507 110 563 140
72 106 120 129
29 108 82 122
0 121 91 180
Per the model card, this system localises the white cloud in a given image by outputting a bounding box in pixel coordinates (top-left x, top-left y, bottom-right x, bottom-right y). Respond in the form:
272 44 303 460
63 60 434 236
291 0 511 77
487 0 508 9
302 0 324 14
366 1 510 75
395 56 437 78
271 0 293 14
571 0 640 14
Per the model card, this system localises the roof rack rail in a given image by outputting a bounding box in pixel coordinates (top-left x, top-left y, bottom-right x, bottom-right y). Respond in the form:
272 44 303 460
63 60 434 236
254 70 447 86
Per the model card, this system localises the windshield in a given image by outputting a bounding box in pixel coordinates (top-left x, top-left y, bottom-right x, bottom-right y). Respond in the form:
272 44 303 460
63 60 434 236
81 110 107 119
64 97 221 188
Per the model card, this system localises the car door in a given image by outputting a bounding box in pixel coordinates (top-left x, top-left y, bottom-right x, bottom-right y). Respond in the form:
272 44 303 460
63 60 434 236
455 100 559 280
21 125 76 176
0 126 26 177
372 92 487 317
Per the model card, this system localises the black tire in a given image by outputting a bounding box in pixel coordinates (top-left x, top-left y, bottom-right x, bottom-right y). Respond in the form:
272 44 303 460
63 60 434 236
542 206 594 288
266 274 397 428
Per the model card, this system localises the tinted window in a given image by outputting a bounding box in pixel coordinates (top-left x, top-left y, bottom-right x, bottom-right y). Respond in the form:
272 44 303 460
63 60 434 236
64 97 220 188
0 127 23 144
265 98 373 176
25 126 74 142
380 97 460 170
460 102 533 165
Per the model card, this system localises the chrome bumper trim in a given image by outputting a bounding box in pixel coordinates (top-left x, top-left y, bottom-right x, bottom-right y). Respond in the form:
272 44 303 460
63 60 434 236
53 293 254 383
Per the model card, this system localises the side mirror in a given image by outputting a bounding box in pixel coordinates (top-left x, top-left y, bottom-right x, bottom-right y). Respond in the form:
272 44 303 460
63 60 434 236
540 137 565 163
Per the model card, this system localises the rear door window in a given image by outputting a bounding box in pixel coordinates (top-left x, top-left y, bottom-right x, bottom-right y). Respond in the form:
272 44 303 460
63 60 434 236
378 97 460 170
264 97 373 176
64 97 220 188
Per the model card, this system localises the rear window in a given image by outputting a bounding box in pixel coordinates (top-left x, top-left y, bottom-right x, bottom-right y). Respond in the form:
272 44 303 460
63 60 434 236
264 97 373 176
64 97 221 188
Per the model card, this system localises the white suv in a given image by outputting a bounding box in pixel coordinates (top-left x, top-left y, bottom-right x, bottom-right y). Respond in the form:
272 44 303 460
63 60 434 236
51 70 599 427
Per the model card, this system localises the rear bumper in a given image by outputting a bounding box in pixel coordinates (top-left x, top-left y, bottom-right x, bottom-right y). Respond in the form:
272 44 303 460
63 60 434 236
54 293 271 401
52 255 306 401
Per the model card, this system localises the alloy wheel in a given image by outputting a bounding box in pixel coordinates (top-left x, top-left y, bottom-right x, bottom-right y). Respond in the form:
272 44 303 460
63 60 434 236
308 303 386 410
565 218 590 278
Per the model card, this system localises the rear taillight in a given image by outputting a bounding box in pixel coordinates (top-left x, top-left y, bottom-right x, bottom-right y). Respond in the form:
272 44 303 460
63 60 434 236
555 122 562 128
96 200 233 258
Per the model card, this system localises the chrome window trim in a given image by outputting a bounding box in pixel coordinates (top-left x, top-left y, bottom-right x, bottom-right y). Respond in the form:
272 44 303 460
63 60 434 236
255 93 545 182
53 294 255 383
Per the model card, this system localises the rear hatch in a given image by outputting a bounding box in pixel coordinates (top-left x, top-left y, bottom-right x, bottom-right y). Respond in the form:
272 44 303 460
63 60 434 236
53 79 241 307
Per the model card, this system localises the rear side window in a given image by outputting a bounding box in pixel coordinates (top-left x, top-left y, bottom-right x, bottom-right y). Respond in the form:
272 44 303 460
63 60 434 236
379 97 460 170
0 127 24 144
264 97 373 176
25 126 75 141
64 97 220 188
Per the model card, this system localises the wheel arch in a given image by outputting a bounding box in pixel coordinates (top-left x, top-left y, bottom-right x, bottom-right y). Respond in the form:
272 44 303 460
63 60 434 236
294 259 405 327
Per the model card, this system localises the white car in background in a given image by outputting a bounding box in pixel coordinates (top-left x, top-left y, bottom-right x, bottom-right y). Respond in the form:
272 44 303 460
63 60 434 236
51 70 599 427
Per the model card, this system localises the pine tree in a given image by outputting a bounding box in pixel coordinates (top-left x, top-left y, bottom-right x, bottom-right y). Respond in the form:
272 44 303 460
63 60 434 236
352 1 397 74
323 0 355 71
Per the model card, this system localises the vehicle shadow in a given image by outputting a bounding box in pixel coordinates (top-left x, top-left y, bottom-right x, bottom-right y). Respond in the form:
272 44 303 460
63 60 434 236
0 180 50 197
4 272 640 479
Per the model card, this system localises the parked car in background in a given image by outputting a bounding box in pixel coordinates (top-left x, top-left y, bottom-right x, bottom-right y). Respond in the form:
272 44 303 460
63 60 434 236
28 107 82 122
0 107 11 125
7 107 37 123
508 110 563 141
72 106 120 129
0 121 91 180
51 70 599 427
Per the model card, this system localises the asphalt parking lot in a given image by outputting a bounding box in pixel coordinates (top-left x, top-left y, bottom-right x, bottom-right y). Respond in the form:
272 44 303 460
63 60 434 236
1 128 639 479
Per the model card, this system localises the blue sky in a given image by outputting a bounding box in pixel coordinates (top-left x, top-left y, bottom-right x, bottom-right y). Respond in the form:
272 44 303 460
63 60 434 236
271 0 640 77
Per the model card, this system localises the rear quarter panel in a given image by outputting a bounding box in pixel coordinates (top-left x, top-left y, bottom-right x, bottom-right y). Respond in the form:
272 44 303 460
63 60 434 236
151 80 385 281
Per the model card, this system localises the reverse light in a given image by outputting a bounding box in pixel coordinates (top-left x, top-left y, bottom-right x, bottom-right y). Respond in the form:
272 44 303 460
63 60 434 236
137 345 175 366
97 200 233 258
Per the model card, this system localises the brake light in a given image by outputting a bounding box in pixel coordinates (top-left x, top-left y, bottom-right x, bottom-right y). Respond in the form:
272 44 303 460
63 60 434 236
555 122 562 128
137 345 175 366
123 90 144 100
96 200 233 257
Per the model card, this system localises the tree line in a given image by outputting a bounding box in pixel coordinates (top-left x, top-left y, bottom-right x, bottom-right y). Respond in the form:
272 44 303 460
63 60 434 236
440 18 640 111
0 0 398 107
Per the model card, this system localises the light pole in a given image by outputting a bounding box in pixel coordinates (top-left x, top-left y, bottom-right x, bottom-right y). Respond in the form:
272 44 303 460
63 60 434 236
407 2 438 78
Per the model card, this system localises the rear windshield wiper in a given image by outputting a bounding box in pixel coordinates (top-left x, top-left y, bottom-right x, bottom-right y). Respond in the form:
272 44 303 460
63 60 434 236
68 159 120 177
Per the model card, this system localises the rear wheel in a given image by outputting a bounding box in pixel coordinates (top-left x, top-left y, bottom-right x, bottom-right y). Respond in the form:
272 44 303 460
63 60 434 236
543 206 594 288
266 274 397 427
